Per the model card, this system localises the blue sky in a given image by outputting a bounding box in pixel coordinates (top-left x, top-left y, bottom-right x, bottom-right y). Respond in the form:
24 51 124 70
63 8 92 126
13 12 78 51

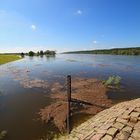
0 0 140 53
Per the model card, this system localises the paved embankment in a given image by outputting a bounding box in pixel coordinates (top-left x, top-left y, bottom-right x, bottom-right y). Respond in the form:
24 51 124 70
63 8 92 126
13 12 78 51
58 98 140 140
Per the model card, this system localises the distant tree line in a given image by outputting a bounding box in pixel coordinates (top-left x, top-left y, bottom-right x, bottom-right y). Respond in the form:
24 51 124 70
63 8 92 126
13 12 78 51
20 50 56 57
64 47 140 56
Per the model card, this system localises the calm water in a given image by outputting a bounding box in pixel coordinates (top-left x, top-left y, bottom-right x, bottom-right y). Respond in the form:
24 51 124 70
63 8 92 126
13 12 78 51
0 54 140 140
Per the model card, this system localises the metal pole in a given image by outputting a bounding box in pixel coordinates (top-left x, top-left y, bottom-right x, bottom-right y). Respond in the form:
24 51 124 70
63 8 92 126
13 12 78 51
67 75 71 134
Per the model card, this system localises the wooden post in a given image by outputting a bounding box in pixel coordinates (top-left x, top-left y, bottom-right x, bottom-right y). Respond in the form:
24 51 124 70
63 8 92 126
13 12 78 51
67 75 71 134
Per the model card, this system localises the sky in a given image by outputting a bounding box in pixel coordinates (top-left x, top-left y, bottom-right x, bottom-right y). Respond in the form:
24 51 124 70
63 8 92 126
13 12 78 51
0 0 140 53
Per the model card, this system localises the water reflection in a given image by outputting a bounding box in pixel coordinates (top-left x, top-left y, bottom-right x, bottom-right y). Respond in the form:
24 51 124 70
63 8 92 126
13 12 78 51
45 55 56 61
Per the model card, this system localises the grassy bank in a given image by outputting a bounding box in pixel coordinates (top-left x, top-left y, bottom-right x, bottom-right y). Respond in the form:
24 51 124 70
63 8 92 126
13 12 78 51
0 55 21 65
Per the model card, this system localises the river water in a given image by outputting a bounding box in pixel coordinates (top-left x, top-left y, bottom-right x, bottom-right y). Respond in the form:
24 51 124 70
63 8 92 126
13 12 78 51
0 54 140 140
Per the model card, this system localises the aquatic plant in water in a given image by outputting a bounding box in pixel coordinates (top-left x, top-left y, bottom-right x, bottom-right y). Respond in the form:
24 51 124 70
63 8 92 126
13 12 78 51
103 75 121 88
0 130 7 139
66 59 77 62
39 78 112 134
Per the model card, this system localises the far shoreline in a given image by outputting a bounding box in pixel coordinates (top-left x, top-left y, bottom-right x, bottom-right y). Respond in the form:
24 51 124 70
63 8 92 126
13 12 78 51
63 47 140 56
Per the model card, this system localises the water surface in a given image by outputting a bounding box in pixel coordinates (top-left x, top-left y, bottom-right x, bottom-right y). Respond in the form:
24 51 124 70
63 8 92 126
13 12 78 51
0 54 140 140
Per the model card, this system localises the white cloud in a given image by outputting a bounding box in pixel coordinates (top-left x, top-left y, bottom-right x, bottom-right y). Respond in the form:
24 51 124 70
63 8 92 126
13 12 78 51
30 24 36 31
75 10 82 15
93 40 98 44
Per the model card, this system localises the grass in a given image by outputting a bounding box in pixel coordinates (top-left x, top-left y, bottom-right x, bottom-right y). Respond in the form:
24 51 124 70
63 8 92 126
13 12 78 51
0 55 21 65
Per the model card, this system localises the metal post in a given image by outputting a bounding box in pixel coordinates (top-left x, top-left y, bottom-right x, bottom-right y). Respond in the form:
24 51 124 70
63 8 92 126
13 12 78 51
67 75 71 134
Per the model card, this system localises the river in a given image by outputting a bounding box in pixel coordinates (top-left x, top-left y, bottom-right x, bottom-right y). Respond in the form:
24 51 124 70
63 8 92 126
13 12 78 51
0 54 140 140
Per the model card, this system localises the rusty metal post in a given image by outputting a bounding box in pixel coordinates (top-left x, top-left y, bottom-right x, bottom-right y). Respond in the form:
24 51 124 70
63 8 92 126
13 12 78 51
67 75 71 134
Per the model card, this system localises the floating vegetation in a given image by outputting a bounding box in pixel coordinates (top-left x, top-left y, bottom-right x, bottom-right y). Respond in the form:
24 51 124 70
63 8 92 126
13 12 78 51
20 79 48 89
39 102 67 133
38 132 60 140
0 130 7 139
103 75 121 89
4 66 50 89
39 78 112 133
66 59 78 62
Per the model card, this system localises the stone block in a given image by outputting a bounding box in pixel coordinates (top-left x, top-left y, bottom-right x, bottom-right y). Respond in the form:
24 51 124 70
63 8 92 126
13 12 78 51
122 126 132 133
130 112 140 118
113 122 125 130
131 129 140 139
116 118 128 124
134 107 140 113
134 121 140 129
91 133 104 140
116 131 130 140
130 117 138 123
106 127 118 136
128 137 135 140
101 134 112 140
127 121 136 127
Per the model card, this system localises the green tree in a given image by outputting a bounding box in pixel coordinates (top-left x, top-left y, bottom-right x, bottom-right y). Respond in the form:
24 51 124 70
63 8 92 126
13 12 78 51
28 51 35 56
45 50 56 55
20 52 25 57
40 50 44 55
37 51 40 56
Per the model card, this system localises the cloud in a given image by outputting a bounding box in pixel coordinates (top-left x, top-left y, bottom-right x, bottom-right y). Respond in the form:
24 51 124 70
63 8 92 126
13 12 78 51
75 10 83 15
30 24 36 31
93 40 98 44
